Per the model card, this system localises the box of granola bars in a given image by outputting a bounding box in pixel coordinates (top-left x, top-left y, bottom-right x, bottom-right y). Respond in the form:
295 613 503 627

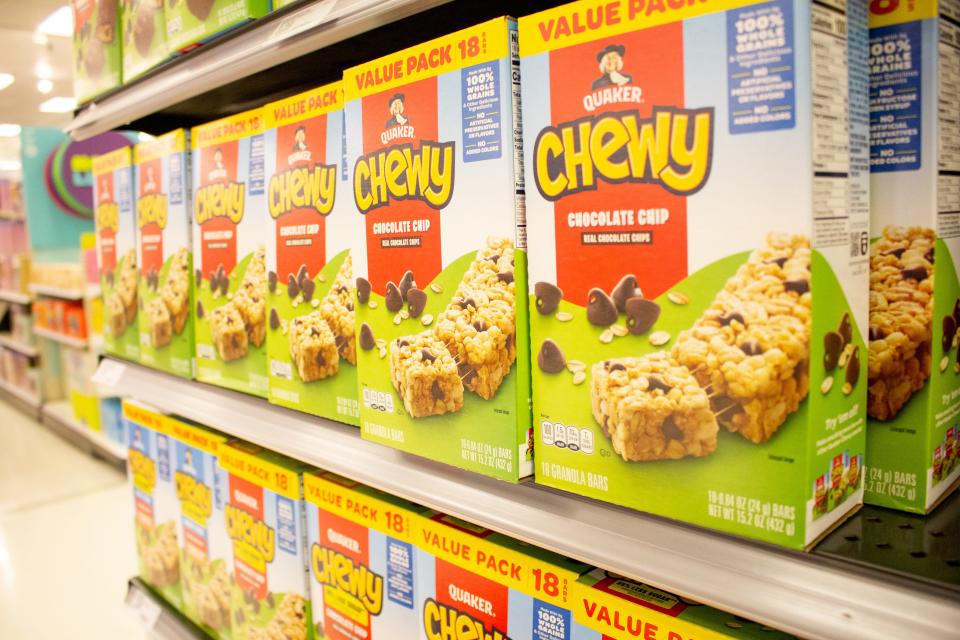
345 18 531 481
416 512 591 640
136 129 195 379
571 568 794 639
72 0 122 104
124 399 183 607
166 0 268 53
121 0 167 81
866 0 960 512
219 440 311 640
94 145 140 362
304 471 431 639
521 0 870 548
170 419 232 639
192 108 269 397
264 82 360 424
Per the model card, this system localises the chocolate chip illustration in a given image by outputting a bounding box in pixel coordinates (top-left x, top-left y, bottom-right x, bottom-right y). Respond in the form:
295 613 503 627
611 275 642 313
268 271 277 293
925 247 934 263
269 308 280 330
823 331 843 371
186 0 215 21
883 247 906 259
385 282 403 312
497 271 514 284
846 348 860 387
301 278 315 302
901 266 927 281
235 610 245 625
646 375 671 394
534 282 563 315
196 301 203 318
785 279 809 295
420 349 436 363
625 297 660 335
266 593 275 608
219 276 229 296
359 323 375 351
133 6 155 56
661 416 683 442
953 299 960 328
398 270 416 301
740 339 763 356
287 274 299 299
356 277 371 304
944 315 957 353
209 270 218 289
719 311 745 327
838 312 852 347
407 287 427 318
586 288 618 326
537 339 565 373
252 599 260 614
431 380 444 400
297 264 308 283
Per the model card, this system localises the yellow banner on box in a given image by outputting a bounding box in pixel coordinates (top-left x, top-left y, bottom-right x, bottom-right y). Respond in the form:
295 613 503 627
266 81 344 128
219 443 301 500
169 420 227 456
519 0 767 57
344 18 511 101
92 146 132 176
304 472 417 540
869 0 937 27
136 129 187 164
192 107 265 149
122 400 170 435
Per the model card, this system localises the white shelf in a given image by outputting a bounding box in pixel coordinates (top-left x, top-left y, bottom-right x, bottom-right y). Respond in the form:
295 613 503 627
95 358 960 640
0 289 31 305
0 333 38 357
42 400 127 466
0 379 41 415
29 284 99 300
33 327 88 349
68 0 450 140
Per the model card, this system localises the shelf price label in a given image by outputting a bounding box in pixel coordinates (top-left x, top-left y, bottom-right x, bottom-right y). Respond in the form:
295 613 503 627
92 359 126 388
125 585 162 631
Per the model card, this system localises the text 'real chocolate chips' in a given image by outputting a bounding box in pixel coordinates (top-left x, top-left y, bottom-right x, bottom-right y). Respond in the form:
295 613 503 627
534 281 563 315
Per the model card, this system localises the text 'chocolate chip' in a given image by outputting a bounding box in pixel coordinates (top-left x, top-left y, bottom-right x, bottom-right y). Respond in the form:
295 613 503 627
537 339 565 373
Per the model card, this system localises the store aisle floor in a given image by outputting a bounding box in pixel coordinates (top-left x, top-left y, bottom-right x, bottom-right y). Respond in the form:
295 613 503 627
0 401 145 639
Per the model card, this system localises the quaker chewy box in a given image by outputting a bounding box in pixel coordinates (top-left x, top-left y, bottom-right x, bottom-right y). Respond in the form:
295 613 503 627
170 419 232 639
346 18 531 481
136 129 195 379
122 0 167 81
521 0 870 549
94 145 140 362
571 568 795 639
72 0 122 104
866 0 960 512
192 108 269 397
304 471 431 640
166 0 269 53
416 512 591 640
124 399 183 607
265 82 360 424
219 440 311 640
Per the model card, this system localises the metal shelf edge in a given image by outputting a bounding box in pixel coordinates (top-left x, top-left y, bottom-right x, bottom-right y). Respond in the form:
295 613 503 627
0 290 32 304
33 327 89 349
127 578 205 639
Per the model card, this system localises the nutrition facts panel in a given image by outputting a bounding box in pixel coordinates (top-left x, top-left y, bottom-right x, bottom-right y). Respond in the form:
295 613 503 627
939 17 960 230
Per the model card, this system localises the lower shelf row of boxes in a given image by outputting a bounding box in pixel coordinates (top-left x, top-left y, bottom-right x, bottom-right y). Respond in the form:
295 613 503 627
125 398 790 640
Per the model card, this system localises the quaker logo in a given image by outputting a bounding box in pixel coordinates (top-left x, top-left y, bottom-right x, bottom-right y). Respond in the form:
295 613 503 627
583 43 644 112
98 175 112 204
381 93 415 144
209 147 228 182
288 125 312 165
143 165 159 194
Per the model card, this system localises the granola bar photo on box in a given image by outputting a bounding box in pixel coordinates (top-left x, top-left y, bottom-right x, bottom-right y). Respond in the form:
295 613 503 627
346 18 531 482
135 129 195 379
522 0 869 549
264 82 361 425
94 145 141 362
192 108 269 397
866 0 960 512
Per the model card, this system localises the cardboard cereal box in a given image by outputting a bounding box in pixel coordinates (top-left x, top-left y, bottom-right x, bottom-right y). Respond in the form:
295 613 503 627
866 0 960 512
571 568 795 639
166 0 269 53
345 18 531 481
72 0 122 104
122 0 167 81
136 129 195 379
264 82 360 424
219 441 311 640
521 0 869 549
124 399 183 607
416 512 591 640
192 108 269 397
94 145 140 362
170 419 232 639
304 472 431 639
